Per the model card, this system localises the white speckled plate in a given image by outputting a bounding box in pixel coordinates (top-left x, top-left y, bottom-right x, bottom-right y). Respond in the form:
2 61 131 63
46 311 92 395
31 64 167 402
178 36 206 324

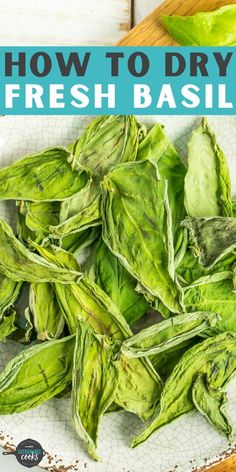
0 115 236 472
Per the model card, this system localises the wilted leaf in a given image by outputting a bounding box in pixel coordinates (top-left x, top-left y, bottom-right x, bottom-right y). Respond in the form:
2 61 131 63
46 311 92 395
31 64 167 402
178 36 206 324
84 238 149 325
102 160 183 314
132 333 236 447
0 334 75 413
0 147 88 201
185 119 232 217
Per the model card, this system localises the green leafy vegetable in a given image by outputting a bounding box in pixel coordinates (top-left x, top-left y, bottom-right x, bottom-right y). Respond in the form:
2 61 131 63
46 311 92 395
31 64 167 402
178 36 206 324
59 115 141 235
183 216 236 268
184 276 236 336
20 201 60 243
132 332 236 447
115 352 162 421
233 198 236 217
0 309 17 341
0 219 81 283
184 119 232 217
151 339 196 381
0 334 75 414
84 238 149 325
70 115 142 176
137 123 186 248
192 373 231 437
162 5 236 46
29 283 64 341
122 312 219 358
17 202 36 244
61 227 100 255
177 248 234 287
102 160 183 314
49 196 101 241
0 147 88 202
33 243 163 421
1 114 236 458
0 274 21 317
72 321 119 460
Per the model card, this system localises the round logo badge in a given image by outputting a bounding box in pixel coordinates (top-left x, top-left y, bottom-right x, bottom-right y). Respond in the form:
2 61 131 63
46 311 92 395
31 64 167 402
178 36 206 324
13 438 45 468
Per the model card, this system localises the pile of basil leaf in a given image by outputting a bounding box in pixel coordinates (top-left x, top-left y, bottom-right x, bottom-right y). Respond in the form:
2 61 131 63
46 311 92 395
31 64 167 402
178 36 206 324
0 115 236 460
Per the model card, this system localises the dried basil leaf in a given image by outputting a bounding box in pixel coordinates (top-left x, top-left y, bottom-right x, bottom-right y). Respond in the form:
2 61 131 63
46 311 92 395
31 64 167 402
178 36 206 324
184 276 236 336
233 198 236 217
132 332 236 447
151 339 196 381
72 321 119 460
71 115 142 176
0 309 17 341
0 274 21 317
29 283 64 341
184 119 232 217
61 227 100 255
84 238 149 325
102 160 183 314
33 243 163 421
115 353 162 421
17 202 36 244
137 123 186 248
59 115 141 237
192 373 232 437
49 196 101 241
23 307 34 343
122 312 219 358
177 248 235 287
0 334 75 414
20 201 60 244
0 219 81 283
183 217 236 268
0 147 88 202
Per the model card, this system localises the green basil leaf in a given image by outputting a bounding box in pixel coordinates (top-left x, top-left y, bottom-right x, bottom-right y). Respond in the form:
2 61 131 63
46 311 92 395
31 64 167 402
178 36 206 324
162 6 236 46
102 160 183 314
0 310 17 341
0 147 87 202
184 119 232 217
70 115 142 181
192 373 232 437
59 115 142 238
49 195 101 241
29 283 64 341
23 201 60 243
17 202 36 244
122 312 219 358
84 238 149 325
177 248 235 286
132 332 236 447
0 334 75 414
184 277 236 336
61 227 100 255
137 123 186 248
0 274 21 317
72 321 119 460
151 339 196 381
114 353 162 421
183 216 236 268
233 198 236 217
0 219 81 283
33 243 163 421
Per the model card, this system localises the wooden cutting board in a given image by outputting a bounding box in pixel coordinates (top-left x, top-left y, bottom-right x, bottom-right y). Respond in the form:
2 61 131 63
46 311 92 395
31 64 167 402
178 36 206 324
119 0 236 471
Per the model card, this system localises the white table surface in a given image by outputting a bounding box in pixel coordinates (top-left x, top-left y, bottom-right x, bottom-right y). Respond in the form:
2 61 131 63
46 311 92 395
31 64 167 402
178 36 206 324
0 0 163 471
